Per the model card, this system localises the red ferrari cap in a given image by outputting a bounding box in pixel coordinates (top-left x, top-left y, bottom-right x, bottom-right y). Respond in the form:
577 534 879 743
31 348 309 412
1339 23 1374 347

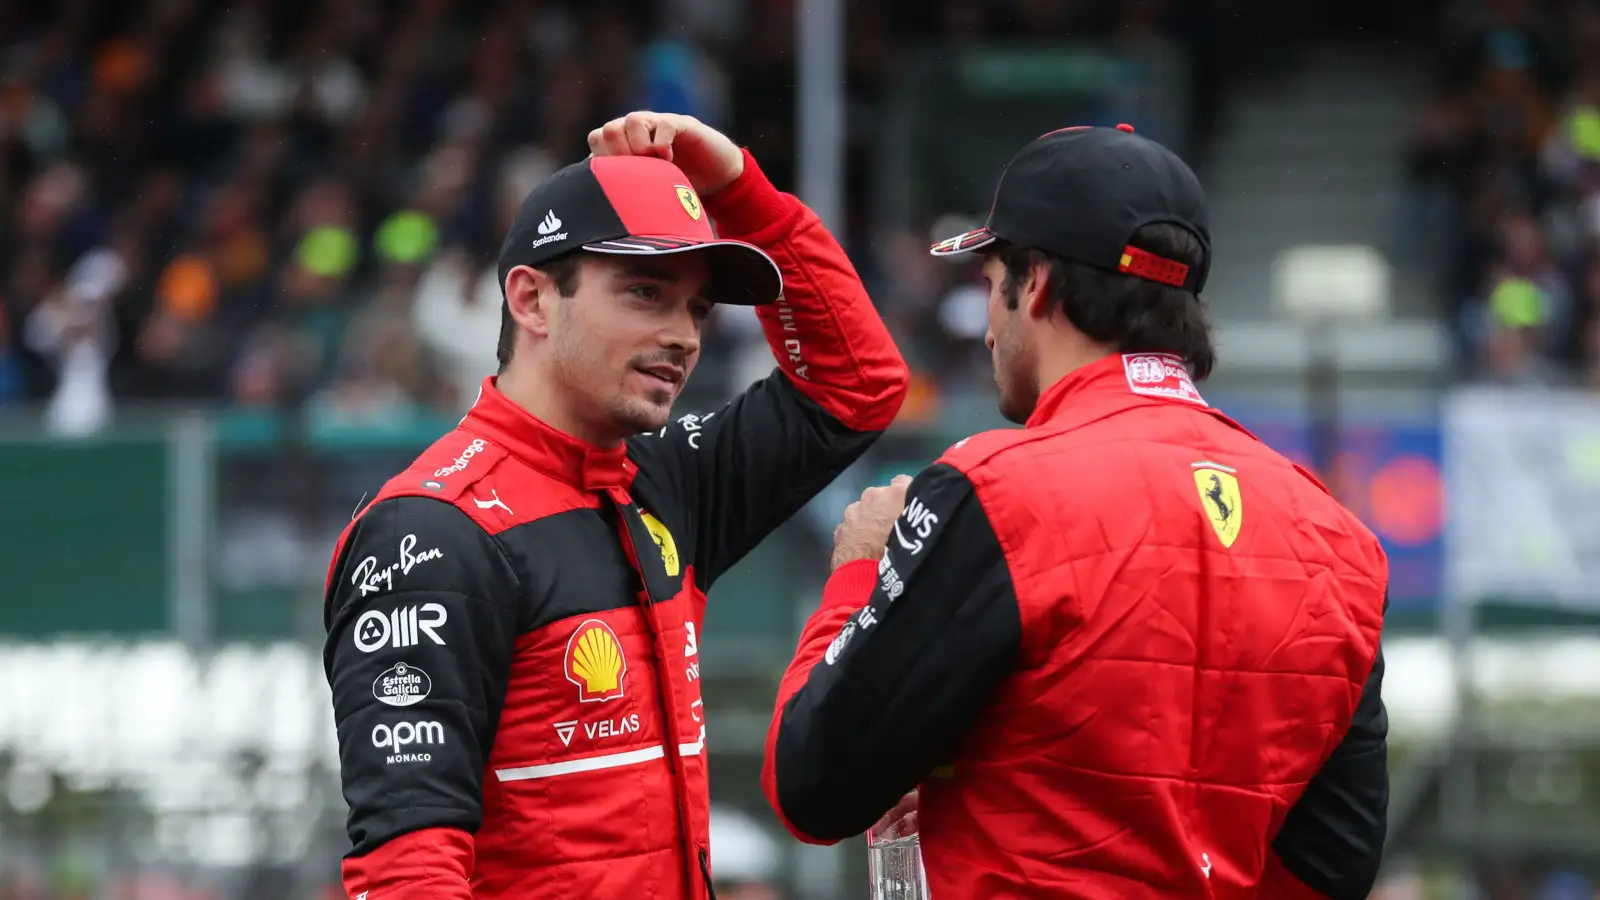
497 155 782 305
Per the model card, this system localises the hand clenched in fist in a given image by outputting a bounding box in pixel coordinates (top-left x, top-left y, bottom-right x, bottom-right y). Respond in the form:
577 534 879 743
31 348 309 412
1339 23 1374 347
831 475 914 571
587 111 745 197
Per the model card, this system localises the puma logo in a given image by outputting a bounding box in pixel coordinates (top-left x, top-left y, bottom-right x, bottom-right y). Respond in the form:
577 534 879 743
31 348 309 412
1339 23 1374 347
474 489 513 515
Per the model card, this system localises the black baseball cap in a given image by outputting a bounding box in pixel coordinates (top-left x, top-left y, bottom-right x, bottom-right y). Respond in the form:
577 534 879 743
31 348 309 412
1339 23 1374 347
498 155 782 305
930 124 1211 292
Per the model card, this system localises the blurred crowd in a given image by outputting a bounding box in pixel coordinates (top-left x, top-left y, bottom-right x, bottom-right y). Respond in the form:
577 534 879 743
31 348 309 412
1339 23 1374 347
1405 0 1600 387
15 2 1600 899
0 0 737 437
0 0 1278 439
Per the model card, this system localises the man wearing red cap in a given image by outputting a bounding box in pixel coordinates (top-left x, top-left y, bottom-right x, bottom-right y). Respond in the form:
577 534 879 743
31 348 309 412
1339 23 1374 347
764 125 1388 899
323 112 908 899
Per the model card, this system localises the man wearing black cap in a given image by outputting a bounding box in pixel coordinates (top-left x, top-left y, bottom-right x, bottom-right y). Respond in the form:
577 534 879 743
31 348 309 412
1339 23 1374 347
323 111 908 900
763 125 1390 900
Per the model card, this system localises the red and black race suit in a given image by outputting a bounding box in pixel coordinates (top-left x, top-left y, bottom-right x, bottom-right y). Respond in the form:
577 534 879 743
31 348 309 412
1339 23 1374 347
765 354 1389 900
323 150 908 900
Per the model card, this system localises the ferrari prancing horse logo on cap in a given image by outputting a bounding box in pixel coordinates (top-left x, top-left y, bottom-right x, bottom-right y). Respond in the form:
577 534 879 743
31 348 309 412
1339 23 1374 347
675 185 702 222
1192 461 1242 549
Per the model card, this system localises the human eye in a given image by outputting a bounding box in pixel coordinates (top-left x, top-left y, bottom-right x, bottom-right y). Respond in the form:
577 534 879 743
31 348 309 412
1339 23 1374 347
630 284 661 302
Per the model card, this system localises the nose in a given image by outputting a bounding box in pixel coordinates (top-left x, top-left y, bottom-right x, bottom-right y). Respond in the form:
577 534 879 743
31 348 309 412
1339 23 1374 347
661 306 702 356
985 330 996 351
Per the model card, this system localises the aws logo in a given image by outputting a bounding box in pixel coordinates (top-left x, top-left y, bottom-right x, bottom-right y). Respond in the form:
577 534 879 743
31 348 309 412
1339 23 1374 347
565 619 628 703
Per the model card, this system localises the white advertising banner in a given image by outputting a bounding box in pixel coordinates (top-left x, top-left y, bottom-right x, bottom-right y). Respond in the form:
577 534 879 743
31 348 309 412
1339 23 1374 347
1445 387 1600 609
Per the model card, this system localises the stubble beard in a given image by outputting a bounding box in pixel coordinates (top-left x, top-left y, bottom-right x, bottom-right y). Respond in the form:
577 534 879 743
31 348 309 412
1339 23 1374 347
615 349 687 435
994 328 1038 425
612 389 674 436
548 335 657 443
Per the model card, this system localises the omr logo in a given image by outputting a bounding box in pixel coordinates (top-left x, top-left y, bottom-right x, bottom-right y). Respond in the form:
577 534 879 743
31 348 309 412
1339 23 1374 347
564 619 627 703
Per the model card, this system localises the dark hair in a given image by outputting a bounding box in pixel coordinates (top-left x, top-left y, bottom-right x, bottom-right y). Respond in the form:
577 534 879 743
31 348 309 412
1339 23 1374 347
497 251 587 369
995 223 1216 380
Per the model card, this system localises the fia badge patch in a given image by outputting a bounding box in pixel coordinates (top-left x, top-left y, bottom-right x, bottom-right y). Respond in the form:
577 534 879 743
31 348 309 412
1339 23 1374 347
1192 461 1242 548
1123 353 1205 406
675 185 703 222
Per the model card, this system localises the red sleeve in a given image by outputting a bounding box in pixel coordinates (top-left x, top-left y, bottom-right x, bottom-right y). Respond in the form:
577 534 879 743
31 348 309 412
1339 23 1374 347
1258 852 1332 900
703 149 909 431
340 827 475 899
761 559 879 843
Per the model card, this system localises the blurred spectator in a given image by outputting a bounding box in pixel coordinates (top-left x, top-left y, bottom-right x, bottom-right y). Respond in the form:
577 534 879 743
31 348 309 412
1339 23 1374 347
1477 271 1565 384
410 245 500 411
22 238 127 435
135 252 229 400
0 301 22 404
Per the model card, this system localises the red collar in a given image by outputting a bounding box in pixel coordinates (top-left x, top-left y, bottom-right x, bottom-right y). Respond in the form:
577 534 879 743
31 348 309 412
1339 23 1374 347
1026 352 1208 428
461 377 636 493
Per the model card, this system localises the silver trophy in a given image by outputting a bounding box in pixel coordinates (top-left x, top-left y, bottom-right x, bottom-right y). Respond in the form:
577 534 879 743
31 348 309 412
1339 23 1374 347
866 792 930 899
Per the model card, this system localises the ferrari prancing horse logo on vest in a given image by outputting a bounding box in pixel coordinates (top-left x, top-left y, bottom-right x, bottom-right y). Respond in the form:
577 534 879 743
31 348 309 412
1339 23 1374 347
1192 461 1242 548
639 510 681 577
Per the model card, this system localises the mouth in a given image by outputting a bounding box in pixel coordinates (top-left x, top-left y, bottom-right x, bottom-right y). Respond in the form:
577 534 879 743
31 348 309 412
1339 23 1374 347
634 363 684 390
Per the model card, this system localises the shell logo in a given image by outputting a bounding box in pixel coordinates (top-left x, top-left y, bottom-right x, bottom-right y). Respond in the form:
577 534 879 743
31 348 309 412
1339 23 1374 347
564 619 627 703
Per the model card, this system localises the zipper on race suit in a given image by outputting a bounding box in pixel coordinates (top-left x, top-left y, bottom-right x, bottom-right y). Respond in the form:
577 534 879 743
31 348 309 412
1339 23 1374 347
606 491 703 897
700 847 718 900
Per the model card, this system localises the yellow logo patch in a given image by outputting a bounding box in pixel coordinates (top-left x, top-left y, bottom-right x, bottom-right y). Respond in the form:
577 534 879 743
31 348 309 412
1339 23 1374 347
565 619 627 702
1192 463 1243 548
675 185 702 222
640 511 681 577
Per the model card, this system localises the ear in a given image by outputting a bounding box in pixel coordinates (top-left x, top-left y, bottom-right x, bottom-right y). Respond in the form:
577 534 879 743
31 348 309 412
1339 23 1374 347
504 265 554 340
1022 257 1054 321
